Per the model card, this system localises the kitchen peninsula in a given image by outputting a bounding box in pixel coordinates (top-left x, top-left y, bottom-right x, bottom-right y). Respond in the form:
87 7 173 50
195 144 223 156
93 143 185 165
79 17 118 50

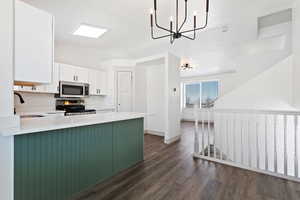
0 112 144 200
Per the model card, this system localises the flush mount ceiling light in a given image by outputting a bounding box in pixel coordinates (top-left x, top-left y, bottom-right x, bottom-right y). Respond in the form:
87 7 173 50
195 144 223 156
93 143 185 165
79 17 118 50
73 24 107 38
150 0 210 44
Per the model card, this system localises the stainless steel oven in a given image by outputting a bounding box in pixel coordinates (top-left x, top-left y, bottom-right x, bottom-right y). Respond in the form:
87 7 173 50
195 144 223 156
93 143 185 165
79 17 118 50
59 81 89 98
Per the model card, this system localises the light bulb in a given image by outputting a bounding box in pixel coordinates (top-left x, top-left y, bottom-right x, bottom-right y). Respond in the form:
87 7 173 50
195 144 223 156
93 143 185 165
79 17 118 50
150 9 154 14
170 16 174 22
193 11 197 16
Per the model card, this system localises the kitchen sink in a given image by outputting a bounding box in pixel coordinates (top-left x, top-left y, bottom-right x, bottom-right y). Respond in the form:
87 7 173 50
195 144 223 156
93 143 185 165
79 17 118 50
20 114 45 119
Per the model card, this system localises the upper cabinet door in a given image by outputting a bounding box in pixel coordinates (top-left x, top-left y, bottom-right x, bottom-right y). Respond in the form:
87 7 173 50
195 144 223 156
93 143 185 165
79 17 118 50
99 71 107 95
59 63 89 83
15 0 54 84
45 63 60 93
60 64 76 82
76 67 89 83
88 69 98 95
88 70 107 96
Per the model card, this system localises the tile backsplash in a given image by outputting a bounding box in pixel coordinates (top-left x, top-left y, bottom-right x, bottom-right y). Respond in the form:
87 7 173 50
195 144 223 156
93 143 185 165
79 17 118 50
14 92 115 113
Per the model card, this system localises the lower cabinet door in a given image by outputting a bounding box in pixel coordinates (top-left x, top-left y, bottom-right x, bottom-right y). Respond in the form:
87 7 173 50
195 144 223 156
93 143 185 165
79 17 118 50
113 118 144 173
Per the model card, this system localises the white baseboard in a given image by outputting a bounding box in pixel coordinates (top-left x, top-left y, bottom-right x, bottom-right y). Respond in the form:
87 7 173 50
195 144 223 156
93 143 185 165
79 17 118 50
164 135 181 144
145 129 164 137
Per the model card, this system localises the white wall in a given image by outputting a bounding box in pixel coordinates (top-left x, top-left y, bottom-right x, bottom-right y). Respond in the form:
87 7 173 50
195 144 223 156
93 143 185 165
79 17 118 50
181 22 292 121
134 65 148 130
134 53 181 142
0 1 15 200
215 56 294 110
147 65 166 134
134 62 166 136
165 53 181 143
293 1 300 108
181 23 292 99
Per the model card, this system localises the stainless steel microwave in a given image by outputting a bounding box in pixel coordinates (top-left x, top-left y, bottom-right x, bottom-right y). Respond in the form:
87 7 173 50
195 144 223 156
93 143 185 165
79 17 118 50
59 81 89 98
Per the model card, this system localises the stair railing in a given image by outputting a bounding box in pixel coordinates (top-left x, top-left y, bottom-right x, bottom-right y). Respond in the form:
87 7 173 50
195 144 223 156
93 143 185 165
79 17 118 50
193 107 300 182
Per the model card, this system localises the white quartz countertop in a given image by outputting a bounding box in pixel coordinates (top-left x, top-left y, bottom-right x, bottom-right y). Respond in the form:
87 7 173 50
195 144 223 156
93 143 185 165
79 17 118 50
1 112 145 137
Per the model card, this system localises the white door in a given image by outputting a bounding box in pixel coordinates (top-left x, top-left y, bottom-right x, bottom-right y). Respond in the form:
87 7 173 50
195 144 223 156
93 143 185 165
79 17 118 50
117 71 133 112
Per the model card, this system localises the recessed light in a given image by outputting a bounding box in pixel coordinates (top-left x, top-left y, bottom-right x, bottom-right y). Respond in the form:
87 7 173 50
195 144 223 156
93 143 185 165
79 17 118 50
73 24 107 38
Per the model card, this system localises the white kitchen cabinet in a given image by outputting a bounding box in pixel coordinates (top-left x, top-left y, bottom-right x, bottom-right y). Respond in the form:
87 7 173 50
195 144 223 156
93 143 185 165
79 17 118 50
76 67 89 83
14 63 60 94
15 0 54 84
89 70 107 96
60 64 89 83
45 63 60 93
99 71 107 95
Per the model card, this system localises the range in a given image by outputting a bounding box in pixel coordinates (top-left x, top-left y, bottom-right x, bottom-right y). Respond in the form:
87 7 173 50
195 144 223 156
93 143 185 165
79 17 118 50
56 99 96 116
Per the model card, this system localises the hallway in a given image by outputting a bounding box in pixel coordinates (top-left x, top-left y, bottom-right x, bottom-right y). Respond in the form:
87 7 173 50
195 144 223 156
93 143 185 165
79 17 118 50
75 122 300 200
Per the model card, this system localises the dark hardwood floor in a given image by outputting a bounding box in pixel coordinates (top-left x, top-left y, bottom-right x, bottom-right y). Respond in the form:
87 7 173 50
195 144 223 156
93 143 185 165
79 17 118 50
74 122 300 200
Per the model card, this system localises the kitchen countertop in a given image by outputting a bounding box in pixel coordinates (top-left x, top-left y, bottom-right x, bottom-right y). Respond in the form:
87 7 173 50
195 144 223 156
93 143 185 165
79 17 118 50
1 112 145 137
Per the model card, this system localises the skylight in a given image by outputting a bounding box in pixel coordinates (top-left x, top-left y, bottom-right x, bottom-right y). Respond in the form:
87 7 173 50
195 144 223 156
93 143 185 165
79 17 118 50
73 24 107 38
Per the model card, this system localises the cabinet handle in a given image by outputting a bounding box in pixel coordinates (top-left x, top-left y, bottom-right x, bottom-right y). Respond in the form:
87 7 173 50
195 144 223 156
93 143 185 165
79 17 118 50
76 76 78 81
73 76 75 81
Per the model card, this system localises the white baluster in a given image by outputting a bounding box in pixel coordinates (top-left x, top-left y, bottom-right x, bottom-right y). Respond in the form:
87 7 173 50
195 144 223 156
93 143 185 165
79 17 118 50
265 115 268 171
194 105 199 154
226 118 229 161
248 116 251 167
256 120 260 169
274 115 278 173
295 115 298 178
241 116 244 165
233 114 236 162
202 110 205 156
213 110 216 159
284 115 287 176
220 113 223 160
207 110 210 157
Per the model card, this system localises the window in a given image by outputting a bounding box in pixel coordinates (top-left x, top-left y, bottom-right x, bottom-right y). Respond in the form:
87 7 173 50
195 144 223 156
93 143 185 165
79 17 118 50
183 81 219 108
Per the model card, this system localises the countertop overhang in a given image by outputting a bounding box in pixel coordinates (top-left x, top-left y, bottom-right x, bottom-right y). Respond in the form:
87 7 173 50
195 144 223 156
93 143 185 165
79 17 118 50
0 112 145 137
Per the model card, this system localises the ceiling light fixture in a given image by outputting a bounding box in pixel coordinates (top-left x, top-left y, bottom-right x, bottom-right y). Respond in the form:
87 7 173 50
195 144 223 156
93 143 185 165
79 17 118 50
181 63 193 70
150 0 210 44
73 24 107 38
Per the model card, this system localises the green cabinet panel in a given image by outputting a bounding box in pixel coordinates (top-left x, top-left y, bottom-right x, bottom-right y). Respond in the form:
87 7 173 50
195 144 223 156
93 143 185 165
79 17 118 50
14 118 144 200
113 118 144 173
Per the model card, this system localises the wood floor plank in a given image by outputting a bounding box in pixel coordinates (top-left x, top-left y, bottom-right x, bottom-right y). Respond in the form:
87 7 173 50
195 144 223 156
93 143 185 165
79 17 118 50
74 122 300 200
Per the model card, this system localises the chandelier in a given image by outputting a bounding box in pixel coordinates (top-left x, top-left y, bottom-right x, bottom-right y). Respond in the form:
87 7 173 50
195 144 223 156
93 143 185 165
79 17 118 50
150 0 210 44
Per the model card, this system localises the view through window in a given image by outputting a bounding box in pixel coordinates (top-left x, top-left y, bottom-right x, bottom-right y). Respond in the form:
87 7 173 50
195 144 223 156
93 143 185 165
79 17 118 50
184 81 219 108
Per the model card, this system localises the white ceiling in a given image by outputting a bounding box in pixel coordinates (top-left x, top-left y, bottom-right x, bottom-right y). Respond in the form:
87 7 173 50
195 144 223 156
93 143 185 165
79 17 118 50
23 0 294 61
